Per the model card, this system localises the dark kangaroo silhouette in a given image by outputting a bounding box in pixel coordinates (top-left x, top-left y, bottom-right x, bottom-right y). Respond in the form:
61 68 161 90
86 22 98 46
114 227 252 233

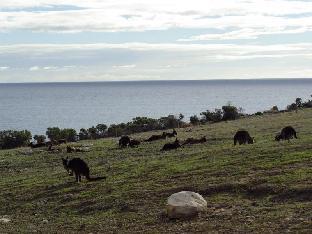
162 138 181 151
119 136 131 147
234 130 254 145
58 139 67 144
182 136 206 145
165 129 177 138
129 139 140 147
62 157 106 182
145 132 167 142
28 142 46 148
275 126 297 142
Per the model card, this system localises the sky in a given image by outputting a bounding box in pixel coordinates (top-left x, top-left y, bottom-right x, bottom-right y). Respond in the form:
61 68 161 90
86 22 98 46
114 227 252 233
0 0 312 83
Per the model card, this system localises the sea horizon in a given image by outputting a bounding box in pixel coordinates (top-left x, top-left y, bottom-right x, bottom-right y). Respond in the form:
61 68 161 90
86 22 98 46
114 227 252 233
1 77 312 85
1 78 311 135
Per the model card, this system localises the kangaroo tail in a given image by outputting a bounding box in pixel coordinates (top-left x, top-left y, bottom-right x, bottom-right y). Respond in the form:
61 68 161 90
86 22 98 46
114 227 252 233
88 176 106 181
86 174 106 181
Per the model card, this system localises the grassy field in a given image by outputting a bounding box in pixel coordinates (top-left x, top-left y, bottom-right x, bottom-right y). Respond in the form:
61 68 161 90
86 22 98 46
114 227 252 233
0 109 311 233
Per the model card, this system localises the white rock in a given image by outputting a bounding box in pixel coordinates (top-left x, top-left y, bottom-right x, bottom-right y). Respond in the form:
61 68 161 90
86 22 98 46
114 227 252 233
166 191 207 219
0 216 11 223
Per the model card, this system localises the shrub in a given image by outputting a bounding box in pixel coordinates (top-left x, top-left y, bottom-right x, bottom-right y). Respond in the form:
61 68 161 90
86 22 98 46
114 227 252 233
0 130 32 149
302 99 312 108
287 103 298 111
255 111 263 116
46 127 61 141
222 105 239 121
159 115 181 129
46 127 77 142
34 135 46 144
295 98 302 108
96 124 107 138
200 109 222 123
79 128 89 140
271 106 279 112
190 115 200 125
60 128 77 142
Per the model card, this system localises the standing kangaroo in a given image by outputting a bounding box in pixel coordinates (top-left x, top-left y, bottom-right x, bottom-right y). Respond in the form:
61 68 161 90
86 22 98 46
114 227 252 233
62 157 106 182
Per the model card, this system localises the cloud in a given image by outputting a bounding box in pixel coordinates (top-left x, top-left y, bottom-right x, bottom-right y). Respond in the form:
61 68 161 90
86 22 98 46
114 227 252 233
28 65 76 71
0 66 9 71
29 66 40 71
1 42 312 57
1 0 312 33
179 26 312 41
113 64 136 68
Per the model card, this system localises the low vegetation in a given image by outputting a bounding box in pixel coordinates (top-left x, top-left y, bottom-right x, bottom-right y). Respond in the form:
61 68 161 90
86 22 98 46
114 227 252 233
1 96 311 150
0 108 311 233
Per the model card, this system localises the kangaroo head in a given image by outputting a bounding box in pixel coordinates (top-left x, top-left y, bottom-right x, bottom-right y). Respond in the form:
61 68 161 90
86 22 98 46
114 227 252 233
248 136 254 144
275 134 281 141
62 157 72 175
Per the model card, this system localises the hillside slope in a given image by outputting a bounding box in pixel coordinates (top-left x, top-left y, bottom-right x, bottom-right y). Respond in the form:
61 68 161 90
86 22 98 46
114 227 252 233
0 109 311 233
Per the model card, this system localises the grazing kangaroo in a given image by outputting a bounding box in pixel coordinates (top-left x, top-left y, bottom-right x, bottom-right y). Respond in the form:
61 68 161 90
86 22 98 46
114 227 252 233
119 136 131 147
28 142 46 148
165 129 177 138
62 157 106 182
182 136 207 145
162 138 181 151
234 130 254 145
58 139 67 144
129 139 140 147
145 132 167 142
275 126 297 142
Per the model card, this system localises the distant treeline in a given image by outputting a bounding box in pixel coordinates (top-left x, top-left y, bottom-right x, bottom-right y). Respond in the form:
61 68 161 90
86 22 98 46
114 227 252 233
1 96 311 150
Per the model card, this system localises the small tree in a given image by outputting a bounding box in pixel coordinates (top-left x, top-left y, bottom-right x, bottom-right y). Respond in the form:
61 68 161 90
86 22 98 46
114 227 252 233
271 106 279 112
60 128 77 142
222 105 239 121
0 130 32 149
96 124 107 138
34 135 46 144
46 127 61 141
190 115 200 125
88 126 98 139
200 109 222 123
287 103 298 111
295 98 302 108
79 128 89 140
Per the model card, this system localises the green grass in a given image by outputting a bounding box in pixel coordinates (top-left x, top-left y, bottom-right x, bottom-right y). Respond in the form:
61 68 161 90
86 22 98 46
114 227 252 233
0 109 312 233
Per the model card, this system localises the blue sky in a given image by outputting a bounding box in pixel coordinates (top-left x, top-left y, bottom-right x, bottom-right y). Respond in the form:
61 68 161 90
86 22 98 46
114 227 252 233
0 0 312 83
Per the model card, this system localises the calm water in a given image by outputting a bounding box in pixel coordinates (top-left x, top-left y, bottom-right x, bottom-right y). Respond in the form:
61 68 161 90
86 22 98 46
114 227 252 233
0 79 311 135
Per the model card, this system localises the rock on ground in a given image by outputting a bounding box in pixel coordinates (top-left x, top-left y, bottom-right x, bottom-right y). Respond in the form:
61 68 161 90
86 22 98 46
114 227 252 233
166 191 207 219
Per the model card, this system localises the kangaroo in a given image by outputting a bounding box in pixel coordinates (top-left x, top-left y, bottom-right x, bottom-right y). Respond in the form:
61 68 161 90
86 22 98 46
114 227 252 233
234 130 254 145
145 132 167 142
275 126 297 142
129 139 140 147
61 157 106 182
119 136 131 147
162 138 181 151
182 136 207 145
165 129 177 138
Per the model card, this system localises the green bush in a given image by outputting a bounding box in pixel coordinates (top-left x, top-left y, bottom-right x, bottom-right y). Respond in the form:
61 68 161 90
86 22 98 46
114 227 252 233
190 115 200 125
46 127 77 142
0 130 32 149
34 135 46 144
200 109 222 123
222 105 239 121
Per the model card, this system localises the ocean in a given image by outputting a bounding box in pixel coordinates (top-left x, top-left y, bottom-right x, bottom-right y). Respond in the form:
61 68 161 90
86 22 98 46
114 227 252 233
0 79 311 135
